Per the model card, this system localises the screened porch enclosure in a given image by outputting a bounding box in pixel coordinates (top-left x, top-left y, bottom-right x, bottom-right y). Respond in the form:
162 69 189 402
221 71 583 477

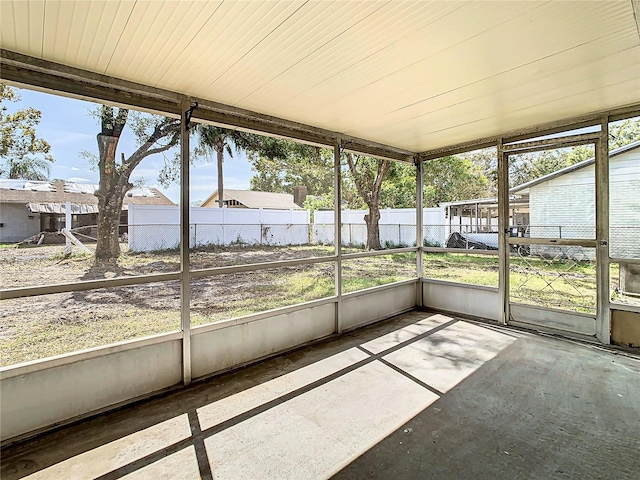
1 3 639 475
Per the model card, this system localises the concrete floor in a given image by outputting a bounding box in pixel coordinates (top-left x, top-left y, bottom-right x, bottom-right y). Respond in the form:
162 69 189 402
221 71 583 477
2 310 639 480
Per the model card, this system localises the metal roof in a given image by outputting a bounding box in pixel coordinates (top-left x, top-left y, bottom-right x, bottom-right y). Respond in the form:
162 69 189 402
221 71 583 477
439 196 529 208
202 189 302 210
1 180 174 207
1 1 639 153
0 180 55 192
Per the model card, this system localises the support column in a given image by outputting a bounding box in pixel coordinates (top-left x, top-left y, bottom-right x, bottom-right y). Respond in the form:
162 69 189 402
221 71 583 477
65 201 72 255
497 139 509 326
475 203 479 233
596 117 610 344
334 139 342 334
180 102 192 385
415 156 424 307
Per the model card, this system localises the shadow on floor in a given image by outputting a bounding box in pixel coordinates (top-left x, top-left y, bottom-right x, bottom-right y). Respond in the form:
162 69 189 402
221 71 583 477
0 310 449 479
2 309 639 480
332 331 640 480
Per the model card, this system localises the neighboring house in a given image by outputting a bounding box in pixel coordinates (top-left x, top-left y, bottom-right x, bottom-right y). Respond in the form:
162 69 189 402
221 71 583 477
435 141 640 256
0 179 175 243
201 187 307 210
511 140 640 258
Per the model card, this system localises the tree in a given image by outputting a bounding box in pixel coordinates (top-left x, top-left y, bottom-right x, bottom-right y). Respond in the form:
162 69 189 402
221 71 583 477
248 142 407 249
159 125 291 207
93 106 180 263
458 148 498 195
380 162 416 209
198 126 307 207
196 126 243 208
508 119 640 188
0 83 53 180
249 142 333 196
422 156 490 207
344 154 392 250
610 117 640 148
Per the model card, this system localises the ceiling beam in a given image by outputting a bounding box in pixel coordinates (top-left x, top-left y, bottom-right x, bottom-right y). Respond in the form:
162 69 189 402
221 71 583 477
418 104 640 161
0 50 415 163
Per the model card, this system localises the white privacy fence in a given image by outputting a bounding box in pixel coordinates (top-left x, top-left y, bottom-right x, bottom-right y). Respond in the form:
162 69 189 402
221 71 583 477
312 208 443 247
128 205 311 251
128 205 448 251
128 204 631 256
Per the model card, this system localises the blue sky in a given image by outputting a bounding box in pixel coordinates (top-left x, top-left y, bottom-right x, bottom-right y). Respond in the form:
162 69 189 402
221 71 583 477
7 87 256 204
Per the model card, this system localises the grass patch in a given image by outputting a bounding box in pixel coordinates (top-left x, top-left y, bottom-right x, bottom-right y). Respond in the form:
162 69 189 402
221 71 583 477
424 253 499 287
424 252 599 313
1 284 181 366
12 247 627 366
342 253 416 294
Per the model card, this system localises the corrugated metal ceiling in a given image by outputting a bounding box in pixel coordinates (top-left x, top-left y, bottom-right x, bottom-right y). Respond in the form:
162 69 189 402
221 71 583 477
1 0 639 152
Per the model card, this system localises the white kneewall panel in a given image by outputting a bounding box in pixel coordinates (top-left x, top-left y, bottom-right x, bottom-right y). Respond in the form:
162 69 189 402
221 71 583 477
341 282 417 331
0 339 182 442
510 304 596 337
422 280 499 321
191 303 335 379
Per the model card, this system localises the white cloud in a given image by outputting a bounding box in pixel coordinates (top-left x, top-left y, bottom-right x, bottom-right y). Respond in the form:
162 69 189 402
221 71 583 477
70 167 80 171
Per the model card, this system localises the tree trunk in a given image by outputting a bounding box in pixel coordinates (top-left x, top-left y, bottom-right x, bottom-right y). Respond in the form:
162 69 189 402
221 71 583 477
343 153 391 251
364 204 382 250
94 135 128 264
216 143 224 208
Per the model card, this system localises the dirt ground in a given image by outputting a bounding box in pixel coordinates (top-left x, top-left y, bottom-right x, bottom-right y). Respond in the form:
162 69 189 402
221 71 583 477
0 244 415 366
0 243 338 288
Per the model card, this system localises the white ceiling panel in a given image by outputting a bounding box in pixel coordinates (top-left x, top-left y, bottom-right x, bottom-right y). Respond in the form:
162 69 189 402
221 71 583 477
206 1 393 105
0 0 45 58
1 0 638 153
291 2 634 124
245 1 546 115
370 69 639 150
350 33 640 141
159 1 306 91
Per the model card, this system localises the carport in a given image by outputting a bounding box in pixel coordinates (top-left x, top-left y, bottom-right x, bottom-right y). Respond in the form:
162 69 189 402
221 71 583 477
1 1 639 478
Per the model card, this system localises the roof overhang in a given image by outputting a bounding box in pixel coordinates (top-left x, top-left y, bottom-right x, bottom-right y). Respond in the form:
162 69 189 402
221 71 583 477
1 1 639 157
27 203 101 214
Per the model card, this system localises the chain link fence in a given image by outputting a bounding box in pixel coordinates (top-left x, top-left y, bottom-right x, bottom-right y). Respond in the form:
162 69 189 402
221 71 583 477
58 221 640 260
311 223 417 248
509 244 597 313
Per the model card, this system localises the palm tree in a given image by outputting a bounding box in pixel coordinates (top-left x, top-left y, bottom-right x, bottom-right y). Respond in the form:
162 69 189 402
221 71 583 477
197 126 236 208
196 126 277 207
3 156 52 181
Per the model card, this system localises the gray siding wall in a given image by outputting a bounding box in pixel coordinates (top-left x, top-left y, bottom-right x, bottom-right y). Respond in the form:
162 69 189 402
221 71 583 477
528 149 639 259
609 153 640 259
0 203 40 243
